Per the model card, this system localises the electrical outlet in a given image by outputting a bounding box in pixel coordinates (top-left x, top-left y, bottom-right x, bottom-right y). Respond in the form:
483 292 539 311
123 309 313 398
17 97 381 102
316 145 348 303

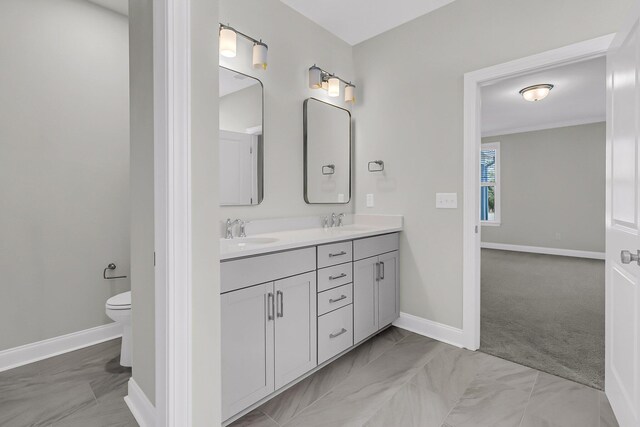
366 193 374 208
436 193 457 209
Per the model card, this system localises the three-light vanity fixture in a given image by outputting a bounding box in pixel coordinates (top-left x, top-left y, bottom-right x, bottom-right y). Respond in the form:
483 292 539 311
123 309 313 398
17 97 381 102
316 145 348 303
219 23 268 70
308 65 356 103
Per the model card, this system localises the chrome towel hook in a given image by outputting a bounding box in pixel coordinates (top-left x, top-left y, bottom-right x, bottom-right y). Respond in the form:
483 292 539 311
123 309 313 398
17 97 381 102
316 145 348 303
103 263 127 280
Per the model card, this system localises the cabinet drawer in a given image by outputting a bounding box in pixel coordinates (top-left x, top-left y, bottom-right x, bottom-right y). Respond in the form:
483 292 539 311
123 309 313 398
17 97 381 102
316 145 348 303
318 305 353 364
221 247 316 293
317 262 352 292
354 233 399 261
318 283 352 316
317 241 353 268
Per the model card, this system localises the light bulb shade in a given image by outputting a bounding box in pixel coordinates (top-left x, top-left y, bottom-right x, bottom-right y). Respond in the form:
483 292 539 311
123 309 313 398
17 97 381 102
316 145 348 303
309 66 322 89
321 80 329 91
328 77 340 97
519 84 554 102
252 43 268 70
219 28 237 57
344 84 355 103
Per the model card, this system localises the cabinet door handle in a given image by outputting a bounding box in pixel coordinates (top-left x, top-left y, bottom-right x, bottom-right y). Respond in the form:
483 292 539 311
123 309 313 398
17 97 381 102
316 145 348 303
267 292 274 320
380 261 385 280
276 290 284 318
375 262 380 281
329 251 347 258
329 273 347 280
329 295 347 303
329 328 347 339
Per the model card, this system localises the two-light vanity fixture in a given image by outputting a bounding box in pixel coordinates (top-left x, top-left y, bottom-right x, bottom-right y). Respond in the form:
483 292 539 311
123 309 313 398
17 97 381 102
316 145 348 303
308 65 356 103
219 23 268 70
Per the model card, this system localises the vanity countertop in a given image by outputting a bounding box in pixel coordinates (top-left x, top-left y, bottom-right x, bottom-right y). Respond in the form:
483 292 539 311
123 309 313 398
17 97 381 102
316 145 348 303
220 214 403 261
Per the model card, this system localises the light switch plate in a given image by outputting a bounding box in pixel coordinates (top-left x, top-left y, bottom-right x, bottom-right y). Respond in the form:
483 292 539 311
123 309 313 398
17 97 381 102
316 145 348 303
436 192 457 209
366 193 374 208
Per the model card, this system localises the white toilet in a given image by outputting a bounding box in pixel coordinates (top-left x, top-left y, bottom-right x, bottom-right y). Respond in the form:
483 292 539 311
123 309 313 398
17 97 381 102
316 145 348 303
106 291 132 367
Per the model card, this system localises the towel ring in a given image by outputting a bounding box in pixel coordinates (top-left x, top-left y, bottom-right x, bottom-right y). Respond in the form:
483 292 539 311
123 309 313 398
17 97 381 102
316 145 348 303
103 263 127 280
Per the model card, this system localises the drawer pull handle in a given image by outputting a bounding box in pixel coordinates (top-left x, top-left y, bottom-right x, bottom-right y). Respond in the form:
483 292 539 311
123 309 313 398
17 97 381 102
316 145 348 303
329 251 347 258
329 328 347 339
329 273 347 280
267 292 274 320
329 295 347 303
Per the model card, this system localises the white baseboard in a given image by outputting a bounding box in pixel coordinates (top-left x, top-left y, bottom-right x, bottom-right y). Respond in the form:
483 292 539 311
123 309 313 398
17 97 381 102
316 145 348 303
125 378 156 427
0 323 122 372
481 242 605 260
393 312 465 348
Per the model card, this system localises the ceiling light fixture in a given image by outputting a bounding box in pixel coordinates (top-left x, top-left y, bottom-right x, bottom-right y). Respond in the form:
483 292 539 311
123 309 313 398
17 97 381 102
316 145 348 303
519 84 554 102
219 23 268 70
307 64 356 103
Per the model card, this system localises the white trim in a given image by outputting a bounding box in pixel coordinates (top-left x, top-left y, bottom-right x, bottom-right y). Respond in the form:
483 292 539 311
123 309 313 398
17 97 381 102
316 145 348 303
153 0 192 426
125 378 156 427
0 323 122 372
393 312 465 348
480 242 605 260
482 115 605 138
463 34 614 350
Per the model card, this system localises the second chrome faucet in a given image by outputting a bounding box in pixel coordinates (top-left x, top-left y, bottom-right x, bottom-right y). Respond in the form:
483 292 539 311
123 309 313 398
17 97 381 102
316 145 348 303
323 213 345 229
225 218 249 239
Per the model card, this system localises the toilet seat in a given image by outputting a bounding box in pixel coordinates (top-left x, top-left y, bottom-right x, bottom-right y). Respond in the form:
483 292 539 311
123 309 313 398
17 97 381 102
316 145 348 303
106 291 131 310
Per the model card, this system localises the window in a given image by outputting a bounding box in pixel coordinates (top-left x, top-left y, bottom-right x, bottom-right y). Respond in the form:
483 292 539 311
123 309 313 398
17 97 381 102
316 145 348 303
480 142 500 225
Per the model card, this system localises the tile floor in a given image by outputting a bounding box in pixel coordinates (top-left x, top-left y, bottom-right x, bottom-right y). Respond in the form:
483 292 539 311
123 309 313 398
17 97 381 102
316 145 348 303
0 328 617 427
230 327 618 427
0 338 137 427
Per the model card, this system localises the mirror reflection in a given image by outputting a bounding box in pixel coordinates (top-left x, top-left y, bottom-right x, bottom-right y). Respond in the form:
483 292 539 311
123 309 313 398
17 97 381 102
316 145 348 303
219 66 264 206
304 98 351 204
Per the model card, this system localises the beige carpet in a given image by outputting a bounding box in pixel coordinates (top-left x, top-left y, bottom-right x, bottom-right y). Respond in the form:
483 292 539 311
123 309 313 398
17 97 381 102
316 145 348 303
480 248 605 389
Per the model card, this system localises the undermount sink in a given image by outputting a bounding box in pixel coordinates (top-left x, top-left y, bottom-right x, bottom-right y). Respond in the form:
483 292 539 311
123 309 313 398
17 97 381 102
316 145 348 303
225 237 280 248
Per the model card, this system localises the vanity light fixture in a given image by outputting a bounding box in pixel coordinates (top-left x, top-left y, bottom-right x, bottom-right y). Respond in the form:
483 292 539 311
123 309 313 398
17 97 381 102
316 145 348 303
519 83 554 102
219 23 269 70
308 64 356 103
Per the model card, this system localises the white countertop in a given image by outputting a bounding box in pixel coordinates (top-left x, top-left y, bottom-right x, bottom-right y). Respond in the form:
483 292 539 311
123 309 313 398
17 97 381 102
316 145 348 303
220 215 403 261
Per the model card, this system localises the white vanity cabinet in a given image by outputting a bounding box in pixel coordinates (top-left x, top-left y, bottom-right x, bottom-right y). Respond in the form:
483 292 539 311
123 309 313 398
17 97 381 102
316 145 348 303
221 232 400 423
353 234 400 344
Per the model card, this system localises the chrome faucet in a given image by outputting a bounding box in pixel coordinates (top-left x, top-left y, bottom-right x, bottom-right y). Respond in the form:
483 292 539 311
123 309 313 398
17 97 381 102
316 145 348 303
238 220 250 238
331 213 338 227
336 213 345 227
225 218 240 239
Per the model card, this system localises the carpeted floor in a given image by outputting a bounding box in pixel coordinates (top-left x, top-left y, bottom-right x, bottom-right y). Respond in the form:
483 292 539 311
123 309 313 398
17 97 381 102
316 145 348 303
480 248 605 390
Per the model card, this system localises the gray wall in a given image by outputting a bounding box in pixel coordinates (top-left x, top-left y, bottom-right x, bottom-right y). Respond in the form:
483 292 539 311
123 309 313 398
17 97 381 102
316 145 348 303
0 0 130 351
129 0 155 405
219 84 262 133
352 0 632 328
481 123 605 253
219 0 355 221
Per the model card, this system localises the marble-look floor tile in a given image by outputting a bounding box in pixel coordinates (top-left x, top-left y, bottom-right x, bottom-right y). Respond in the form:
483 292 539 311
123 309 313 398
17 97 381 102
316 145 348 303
474 352 539 392
260 327 407 425
599 392 619 427
53 391 138 427
284 334 445 427
364 380 443 427
520 372 600 427
228 409 278 427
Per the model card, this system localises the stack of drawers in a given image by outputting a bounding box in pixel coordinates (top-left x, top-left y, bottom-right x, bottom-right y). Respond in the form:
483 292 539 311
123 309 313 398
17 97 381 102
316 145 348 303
316 241 354 364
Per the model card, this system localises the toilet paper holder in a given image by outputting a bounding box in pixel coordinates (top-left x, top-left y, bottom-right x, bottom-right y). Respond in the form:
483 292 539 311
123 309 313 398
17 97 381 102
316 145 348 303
103 263 127 280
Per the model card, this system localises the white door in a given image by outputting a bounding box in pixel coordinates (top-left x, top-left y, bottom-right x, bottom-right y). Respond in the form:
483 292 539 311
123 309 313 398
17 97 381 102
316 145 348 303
378 251 399 328
353 256 378 343
606 5 640 425
274 272 317 389
221 283 275 420
219 130 257 205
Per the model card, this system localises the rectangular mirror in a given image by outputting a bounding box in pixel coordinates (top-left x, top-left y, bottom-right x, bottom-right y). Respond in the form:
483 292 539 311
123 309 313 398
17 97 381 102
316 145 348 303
304 98 351 204
219 66 264 206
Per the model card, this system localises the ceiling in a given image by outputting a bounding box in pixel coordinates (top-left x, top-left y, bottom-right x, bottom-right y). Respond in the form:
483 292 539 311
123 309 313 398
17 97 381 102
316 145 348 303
481 57 606 137
219 68 260 97
87 0 128 16
279 0 455 45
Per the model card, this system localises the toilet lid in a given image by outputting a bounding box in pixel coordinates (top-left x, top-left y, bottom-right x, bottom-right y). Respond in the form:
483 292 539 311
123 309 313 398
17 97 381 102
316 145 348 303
107 291 131 309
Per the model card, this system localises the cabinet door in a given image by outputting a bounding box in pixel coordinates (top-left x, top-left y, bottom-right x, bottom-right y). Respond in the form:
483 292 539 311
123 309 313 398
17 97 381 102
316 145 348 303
221 283 275 420
353 256 379 344
274 272 317 389
378 251 399 328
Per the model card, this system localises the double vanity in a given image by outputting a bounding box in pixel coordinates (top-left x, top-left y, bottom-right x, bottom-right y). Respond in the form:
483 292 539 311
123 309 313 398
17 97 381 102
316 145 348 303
220 216 402 423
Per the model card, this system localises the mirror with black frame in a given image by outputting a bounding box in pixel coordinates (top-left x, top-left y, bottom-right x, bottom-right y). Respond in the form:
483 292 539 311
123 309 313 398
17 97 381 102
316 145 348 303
303 98 351 204
219 66 264 206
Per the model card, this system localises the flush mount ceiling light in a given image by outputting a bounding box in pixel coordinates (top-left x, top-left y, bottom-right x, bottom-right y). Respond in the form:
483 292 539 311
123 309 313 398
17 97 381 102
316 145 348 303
308 64 357 103
219 23 269 70
519 84 554 102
